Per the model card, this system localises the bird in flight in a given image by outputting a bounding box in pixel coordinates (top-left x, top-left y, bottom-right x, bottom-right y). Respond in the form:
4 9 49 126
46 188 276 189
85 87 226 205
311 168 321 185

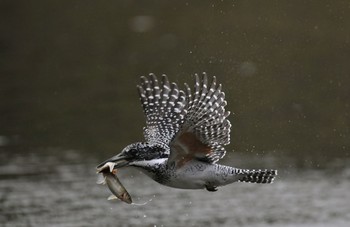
97 73 277 192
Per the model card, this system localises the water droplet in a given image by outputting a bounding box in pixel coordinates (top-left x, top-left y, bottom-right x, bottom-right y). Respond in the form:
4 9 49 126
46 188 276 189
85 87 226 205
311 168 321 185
129 16 155 33
239 61 257 77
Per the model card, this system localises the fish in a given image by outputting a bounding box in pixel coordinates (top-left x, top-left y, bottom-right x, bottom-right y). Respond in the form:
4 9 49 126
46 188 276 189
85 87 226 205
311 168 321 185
96 162 132 204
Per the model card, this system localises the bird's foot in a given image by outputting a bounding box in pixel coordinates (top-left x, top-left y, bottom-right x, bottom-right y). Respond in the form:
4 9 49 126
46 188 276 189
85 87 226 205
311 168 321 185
205 185 218 192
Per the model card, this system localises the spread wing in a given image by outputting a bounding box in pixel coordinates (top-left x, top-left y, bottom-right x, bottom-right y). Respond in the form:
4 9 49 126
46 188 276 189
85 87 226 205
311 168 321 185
137 73 231 165
137 74 187 150
168 73 231 166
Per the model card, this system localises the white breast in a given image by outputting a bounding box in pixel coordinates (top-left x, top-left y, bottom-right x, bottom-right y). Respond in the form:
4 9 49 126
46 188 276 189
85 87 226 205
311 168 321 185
165 161 242 189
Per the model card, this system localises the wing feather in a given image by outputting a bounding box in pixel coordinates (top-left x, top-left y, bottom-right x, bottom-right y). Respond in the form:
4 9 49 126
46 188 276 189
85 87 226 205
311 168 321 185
169 73 231 165
138 73 231 165
138 74 187 148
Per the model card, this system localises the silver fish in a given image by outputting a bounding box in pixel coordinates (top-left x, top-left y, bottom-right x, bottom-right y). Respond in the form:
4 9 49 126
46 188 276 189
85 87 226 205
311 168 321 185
96 161 132 204
96 161 116 173
102 171 132 204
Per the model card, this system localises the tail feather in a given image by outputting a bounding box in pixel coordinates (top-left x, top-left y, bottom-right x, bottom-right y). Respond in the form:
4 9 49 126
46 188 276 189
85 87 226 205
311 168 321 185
238 169 277 184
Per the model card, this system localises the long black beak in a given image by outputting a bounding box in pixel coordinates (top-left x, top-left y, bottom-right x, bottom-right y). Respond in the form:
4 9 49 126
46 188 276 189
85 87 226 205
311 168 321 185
96 153 130 173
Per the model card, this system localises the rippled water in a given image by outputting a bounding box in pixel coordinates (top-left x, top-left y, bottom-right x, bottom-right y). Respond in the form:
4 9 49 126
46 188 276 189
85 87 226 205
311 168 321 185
1 149 349 227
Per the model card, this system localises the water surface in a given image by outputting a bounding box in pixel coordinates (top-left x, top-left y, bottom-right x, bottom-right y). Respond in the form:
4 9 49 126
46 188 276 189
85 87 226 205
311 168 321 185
1 149 349 226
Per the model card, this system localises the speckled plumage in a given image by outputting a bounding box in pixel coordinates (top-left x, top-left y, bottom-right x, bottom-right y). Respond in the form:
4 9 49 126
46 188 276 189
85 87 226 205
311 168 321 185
97 73 277 191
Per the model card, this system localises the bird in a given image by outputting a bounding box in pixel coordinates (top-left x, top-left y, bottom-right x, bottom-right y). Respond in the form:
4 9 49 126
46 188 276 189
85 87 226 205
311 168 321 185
97 73 277 192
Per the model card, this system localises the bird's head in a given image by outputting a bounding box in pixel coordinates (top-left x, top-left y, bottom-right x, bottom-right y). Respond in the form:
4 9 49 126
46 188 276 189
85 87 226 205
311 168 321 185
96 142 168 173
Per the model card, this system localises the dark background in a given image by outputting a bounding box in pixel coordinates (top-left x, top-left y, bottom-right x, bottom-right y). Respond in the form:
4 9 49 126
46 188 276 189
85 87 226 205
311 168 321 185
1 0 349 165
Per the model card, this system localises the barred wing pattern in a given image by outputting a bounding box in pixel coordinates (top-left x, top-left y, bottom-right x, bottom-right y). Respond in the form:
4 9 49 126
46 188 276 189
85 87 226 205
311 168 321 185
169 73 231 165
138 73 231 165
137 74 187 150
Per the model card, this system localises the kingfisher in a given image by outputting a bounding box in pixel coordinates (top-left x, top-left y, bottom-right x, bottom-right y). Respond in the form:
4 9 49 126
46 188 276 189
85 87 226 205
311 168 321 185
97 73 277 192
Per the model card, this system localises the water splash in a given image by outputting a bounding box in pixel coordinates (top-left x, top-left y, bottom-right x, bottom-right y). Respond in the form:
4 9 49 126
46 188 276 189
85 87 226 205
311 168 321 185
131 194 156 206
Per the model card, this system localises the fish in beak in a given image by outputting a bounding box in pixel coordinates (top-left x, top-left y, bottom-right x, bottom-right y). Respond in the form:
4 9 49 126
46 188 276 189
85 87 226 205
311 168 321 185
97 169 132 204
96 153 133 204
96 153 130 173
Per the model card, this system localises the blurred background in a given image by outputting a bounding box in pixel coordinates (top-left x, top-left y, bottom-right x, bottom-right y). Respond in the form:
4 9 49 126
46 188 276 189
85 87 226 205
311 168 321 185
1 1 350 226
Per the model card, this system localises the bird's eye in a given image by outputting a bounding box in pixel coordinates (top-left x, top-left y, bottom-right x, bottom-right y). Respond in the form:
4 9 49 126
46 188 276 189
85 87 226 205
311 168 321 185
128 149 137 156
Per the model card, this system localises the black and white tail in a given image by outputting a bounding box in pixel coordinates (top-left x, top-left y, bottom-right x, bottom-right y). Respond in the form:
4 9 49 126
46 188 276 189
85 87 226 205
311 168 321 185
238 169 277 184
